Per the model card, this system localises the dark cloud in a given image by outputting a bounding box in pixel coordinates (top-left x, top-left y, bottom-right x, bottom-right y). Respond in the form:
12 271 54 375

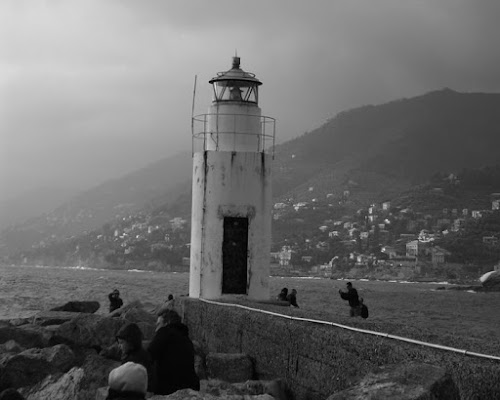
1 0 500 201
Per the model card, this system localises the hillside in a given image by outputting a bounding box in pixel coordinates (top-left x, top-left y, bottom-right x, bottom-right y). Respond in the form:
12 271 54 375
272 88 500 204
2 88 500 261
0 152 192 256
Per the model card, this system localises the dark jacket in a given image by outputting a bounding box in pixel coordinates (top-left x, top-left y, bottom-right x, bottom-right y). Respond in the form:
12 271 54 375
116 323 153 389
340 287 360 307
147 322 200 395
109 293 123 313
277 288 288 301
286 292 299 308
106 389 145 400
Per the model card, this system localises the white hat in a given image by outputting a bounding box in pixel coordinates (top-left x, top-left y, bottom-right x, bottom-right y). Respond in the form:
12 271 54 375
108 362 148 394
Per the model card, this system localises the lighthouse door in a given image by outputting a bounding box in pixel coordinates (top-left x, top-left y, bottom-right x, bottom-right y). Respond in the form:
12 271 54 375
222 217 248 294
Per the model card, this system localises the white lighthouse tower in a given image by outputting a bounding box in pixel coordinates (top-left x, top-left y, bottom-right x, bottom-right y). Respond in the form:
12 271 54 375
189 56 275 300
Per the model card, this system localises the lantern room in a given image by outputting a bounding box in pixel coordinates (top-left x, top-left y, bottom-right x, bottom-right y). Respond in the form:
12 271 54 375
209 56 261 104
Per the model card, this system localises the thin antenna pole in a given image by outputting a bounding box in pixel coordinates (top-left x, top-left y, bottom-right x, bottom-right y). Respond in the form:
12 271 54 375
191 75 197 156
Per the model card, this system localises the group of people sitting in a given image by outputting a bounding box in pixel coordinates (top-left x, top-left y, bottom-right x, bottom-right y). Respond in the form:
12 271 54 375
276 287 299 307
104 292 199 399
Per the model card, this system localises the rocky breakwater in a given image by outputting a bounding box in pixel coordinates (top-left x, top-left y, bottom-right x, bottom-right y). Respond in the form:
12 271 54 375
0 300 286 400
0 300 156 399
0 298 464 400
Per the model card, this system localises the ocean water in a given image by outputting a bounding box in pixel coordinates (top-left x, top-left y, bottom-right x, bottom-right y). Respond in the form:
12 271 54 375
0 264 190 320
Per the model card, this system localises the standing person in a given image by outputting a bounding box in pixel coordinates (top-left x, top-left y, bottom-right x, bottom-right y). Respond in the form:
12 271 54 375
109 289 123 313
286 288 299 308
106 362 148 400
339 282 361 317
147 309 200 395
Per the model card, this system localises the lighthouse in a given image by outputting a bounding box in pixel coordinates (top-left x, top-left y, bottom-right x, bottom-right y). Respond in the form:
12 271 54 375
189 56 275 300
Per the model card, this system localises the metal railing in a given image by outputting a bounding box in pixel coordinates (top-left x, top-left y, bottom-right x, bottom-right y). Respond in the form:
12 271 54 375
191 113 276 157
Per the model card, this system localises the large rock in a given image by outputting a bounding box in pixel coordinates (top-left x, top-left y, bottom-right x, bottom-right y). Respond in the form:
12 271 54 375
50 301 100 314
0 344 75 391
0 324 52 349
202 379 287 400
479 270 500 288
118 306 157 340
206 353 254 383
149 388 275 400
326 362 460 400
0 340 24 355
31 311 81 327
19 367 84 400
20 352 119 400
53 314 126 351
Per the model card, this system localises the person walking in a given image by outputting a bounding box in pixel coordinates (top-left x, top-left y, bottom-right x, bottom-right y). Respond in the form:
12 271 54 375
147 309 200 395
339 282 361 316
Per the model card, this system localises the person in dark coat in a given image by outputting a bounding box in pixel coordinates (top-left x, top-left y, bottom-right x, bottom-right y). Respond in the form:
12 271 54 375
147 309 200 395
277 287 288 301
116 323 152 374
339 282 361 316
106 362 148 400
109 289 123 313
286 288 299 308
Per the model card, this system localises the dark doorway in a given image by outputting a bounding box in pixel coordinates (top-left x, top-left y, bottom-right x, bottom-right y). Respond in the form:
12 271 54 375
222 217 249 294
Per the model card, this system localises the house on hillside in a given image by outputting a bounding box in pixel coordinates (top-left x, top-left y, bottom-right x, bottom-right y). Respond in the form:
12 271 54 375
381 245 398 259
293 202 308 211
493 200 500 210
349 228 360 238
483 236 499 246
406 240 429 257
452 218 465 232
472 210 482 219
279 246 292 266
427 246 451 265
382 201 391 211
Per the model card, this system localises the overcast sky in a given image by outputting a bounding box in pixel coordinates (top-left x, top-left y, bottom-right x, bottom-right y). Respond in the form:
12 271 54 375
2 0 500 201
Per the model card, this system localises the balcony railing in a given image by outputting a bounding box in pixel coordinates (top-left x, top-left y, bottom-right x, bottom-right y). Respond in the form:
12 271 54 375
191 113 276 157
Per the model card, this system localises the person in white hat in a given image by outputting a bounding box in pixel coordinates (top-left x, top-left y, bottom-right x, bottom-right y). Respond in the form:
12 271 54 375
107 362 147 400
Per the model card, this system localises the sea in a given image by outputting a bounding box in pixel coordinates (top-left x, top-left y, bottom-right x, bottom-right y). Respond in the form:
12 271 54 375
0 264 190 320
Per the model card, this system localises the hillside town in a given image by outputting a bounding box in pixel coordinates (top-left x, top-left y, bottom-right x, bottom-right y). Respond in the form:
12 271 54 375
6 175 500 284
270 183 500 280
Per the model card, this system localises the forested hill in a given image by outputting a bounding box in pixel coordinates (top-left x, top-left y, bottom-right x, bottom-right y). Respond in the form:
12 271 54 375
272 88 500 202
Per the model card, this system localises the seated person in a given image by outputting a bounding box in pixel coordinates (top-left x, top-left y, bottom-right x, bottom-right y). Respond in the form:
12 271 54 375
286 289 299 308
107 362 148 400
277 287 288 301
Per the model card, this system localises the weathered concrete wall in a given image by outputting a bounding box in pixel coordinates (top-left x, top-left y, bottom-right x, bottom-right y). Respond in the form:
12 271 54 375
189 151 272 300
179 297 500 400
